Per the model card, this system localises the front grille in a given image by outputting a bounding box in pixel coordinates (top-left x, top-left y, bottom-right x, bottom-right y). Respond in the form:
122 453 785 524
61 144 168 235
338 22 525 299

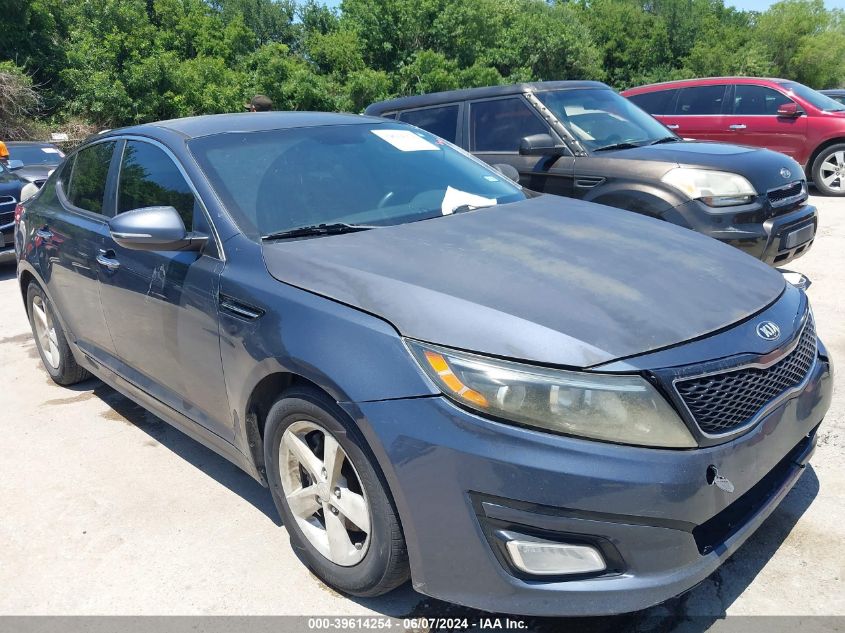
675 314 817 436
0 195 16 206
0 211 12 225
767 181 804 207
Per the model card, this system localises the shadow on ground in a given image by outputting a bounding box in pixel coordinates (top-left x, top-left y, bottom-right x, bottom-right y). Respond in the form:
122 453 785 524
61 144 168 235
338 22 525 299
86 377 819 631
86 378 281 526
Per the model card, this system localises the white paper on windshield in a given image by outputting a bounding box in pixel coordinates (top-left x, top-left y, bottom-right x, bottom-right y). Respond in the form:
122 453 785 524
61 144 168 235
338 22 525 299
41 147 62 154
441 186 497 215
371 129 440 152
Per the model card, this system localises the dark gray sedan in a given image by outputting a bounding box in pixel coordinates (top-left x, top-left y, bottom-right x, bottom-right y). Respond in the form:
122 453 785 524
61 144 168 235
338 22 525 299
15 113 832 615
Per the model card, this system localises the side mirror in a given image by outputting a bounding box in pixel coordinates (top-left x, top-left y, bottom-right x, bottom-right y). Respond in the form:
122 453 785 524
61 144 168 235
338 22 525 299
519 134 567 157
777 103 803 118
108 206 207 252
7 159 24 170
491 163 521 183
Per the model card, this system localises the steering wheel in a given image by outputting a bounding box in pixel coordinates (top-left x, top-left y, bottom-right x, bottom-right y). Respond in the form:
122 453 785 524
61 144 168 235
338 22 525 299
377 191 395 209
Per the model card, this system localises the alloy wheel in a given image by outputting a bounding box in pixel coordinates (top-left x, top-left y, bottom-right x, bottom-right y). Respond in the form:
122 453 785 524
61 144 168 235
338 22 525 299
279 420 371 566
31 295 60 370
819 151 845 192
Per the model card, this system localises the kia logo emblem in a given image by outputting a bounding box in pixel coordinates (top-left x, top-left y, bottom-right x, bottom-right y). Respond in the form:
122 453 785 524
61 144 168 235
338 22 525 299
756 321 781 341
780 167 792 179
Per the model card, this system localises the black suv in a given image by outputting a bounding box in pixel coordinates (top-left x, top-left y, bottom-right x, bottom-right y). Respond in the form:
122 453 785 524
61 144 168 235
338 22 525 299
0 162 24 263
366 81 818 266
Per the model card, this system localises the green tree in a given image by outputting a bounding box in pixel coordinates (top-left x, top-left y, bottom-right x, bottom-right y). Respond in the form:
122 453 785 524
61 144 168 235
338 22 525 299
755 0 845 87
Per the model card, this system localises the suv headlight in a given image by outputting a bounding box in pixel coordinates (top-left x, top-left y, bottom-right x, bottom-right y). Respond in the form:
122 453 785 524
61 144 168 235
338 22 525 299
661 168 757 207
407 341 696 448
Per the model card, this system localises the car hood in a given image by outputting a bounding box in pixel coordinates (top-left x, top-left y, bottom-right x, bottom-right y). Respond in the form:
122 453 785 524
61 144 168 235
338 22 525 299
262 195 785 367
15 164 56 183
604 141 803 190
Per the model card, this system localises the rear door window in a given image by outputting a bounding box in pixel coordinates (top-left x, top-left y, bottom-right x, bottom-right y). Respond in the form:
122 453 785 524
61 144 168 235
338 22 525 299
675 85 728 115
117 141 197 230
627 89 678 115
398 105 459 143
469 97 548 152
732 85 792 115
64 142 116 215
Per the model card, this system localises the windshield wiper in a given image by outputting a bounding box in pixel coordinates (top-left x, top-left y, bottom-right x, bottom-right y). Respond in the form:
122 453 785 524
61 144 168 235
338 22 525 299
593 141 643 152
647 136 681 145
261 222 380 240
449 203 496 215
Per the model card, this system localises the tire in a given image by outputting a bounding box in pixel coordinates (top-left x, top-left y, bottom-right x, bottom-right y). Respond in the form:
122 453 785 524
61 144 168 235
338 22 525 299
264 385 409 597
811 143 845 196
26 282 90 386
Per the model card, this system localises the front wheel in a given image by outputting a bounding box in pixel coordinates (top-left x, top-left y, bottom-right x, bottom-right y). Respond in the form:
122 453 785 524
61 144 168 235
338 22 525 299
264 386 409 597
811 144 845 196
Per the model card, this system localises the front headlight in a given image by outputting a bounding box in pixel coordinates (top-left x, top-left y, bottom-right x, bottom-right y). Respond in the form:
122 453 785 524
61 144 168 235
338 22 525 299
407 341 696 448
661 168 757 207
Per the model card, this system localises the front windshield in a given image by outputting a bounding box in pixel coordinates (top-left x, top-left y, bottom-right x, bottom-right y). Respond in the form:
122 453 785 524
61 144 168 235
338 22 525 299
189 123 526 238
780 81 845 112
536 88 676 150
10 144 64 165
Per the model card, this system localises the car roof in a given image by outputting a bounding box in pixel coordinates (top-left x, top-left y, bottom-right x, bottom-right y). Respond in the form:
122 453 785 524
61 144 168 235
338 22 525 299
5 141 58 147
365 81 610 115
100 111 385 142
622 77 794 94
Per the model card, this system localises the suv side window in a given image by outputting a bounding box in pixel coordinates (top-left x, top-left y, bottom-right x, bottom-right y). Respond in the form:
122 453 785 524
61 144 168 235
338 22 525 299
469 97 548 152
65 142 116 214
733 85 792 115
117 141 197 230
628 89 677 115
399 105 459 143
675 85 728 115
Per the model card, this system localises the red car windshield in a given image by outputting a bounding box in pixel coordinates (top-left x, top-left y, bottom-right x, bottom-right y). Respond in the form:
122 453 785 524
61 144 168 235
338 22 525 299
781 81 845 112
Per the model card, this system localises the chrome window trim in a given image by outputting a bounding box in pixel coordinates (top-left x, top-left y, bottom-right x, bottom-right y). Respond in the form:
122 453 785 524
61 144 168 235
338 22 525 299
671 310 817 440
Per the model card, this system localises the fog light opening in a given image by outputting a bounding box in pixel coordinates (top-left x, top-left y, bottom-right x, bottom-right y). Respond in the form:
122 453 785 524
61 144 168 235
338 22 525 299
505 539 606 576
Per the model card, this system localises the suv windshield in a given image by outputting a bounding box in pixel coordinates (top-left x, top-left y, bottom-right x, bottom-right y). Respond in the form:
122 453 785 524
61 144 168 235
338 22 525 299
780 81 845 112
536 88 677 151
189 123 526 238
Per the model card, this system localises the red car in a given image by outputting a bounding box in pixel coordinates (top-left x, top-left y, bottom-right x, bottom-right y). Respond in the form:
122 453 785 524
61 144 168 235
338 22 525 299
623 77 845 196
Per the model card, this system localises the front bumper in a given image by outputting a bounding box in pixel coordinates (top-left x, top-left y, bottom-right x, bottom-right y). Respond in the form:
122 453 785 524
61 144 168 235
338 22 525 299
672 199 817 266
347 348 832 616
0 222 15 263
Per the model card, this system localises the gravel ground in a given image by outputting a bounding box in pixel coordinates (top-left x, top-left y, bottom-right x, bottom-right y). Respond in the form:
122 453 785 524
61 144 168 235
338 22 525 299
0 195 842 629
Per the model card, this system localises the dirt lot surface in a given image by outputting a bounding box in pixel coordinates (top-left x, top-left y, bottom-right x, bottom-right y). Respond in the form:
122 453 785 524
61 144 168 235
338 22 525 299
1 195 843 628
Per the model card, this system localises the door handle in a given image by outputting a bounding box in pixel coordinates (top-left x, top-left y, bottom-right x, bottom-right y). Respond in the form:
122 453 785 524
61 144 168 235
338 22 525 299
96 249 120 271
666 124 680 130
729 124 747 130
35 226 53 239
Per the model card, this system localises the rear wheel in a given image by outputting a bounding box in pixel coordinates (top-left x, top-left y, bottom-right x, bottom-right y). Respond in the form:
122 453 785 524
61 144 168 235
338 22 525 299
26 283 90 385
264 385 409 597
811 143 845 196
